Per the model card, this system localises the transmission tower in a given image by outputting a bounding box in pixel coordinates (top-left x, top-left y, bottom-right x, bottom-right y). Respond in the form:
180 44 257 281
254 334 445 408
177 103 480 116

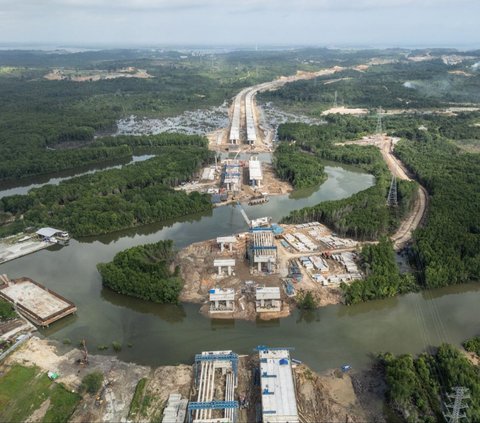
387 174 398 207
376 107 384 135
333 90 338 108
443 387 470 423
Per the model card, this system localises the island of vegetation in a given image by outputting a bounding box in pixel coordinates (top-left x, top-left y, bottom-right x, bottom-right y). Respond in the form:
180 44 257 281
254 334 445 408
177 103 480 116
97 240 182 304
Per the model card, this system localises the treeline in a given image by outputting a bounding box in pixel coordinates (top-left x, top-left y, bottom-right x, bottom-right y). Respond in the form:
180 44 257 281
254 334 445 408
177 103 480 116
381 344 480 422
342 238 417 304
260 60 480 113
277 115 375 143
0 58 231 180
278 120 417 240
395 137 480 288
463 336 480 356
98 240 182 303
273 144 327 188
0 140 213 237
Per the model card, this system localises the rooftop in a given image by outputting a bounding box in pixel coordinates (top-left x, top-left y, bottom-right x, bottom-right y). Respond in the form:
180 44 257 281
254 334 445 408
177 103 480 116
259 349 299 423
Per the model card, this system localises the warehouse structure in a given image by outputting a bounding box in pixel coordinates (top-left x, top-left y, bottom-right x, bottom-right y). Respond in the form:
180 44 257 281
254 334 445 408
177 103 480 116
209 288 235 313
258 347 299 423
229 96 241 144
255 287 281 312
188 350 239 423
248 157 263 188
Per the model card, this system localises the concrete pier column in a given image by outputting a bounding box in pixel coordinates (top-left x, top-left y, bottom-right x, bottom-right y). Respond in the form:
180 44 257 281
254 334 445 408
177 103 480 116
258 262 262 272
218 266 222 276
220 243 224 252
229 243 233 252
227 266 232 276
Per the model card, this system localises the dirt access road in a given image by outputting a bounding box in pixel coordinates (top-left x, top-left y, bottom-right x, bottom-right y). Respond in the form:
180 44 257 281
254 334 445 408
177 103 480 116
380 136 428 249
344 135 428 250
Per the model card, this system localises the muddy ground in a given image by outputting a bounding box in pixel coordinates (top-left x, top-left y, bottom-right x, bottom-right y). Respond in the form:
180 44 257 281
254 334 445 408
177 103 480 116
176 224 357 321
177 236 293 321
2 337 386 423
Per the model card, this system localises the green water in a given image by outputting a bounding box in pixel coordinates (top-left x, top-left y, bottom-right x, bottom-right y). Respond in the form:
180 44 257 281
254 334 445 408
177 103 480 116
1 164 478 374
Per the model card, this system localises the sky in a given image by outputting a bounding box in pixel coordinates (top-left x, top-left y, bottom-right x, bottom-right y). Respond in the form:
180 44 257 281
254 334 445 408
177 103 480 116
0 0 479 49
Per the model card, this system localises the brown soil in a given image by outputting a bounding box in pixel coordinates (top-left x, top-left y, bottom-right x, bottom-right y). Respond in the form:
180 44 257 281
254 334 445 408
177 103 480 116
5 338 385 423
294 365 368 422
178 237 293 321
130 365 193 422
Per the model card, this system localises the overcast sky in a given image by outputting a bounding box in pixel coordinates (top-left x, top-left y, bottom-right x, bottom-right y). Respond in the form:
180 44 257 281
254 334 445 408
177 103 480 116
0 0 478 48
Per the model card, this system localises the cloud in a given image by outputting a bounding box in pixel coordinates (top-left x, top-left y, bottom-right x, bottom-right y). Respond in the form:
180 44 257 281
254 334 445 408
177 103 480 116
0 0 478 47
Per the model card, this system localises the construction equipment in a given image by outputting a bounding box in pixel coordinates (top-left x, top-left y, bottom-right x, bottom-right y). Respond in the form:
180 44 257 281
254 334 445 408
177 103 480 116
76 339 89 365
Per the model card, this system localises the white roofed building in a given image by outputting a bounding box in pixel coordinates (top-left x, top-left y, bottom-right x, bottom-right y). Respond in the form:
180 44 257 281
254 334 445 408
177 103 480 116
259 348 299 423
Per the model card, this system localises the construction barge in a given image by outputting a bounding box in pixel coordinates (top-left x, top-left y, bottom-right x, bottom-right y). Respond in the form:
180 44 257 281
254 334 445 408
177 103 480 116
0 275 76 327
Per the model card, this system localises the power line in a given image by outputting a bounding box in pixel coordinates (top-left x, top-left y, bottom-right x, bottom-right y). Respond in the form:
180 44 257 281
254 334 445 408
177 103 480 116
376 107 383 135
443 387 470 423
387 174 398 207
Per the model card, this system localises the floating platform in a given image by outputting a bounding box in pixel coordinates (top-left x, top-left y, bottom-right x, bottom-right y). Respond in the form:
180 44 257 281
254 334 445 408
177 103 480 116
0 277 76 327
248 196 269 206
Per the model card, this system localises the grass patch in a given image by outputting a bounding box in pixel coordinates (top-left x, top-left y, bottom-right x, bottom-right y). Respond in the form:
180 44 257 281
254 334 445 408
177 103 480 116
128 378 148 419
42 383 81 423
0 298 17 320
0 364 79 423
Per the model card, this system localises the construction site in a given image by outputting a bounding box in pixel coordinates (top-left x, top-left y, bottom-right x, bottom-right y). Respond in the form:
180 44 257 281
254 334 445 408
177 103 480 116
177 199 364 320
0 275 76 327
1 337 376 423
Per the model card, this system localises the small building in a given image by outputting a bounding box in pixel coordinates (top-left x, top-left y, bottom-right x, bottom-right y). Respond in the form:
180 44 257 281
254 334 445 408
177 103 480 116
249 158 263 187
209 288 235 313
259 348 299 423
217 236 237 253
36 227 70 243
213 258 236 276
256 287 281 313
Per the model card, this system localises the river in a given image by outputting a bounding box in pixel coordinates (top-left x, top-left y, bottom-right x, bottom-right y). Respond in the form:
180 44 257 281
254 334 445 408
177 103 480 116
1 162 479 374
0 155 155 198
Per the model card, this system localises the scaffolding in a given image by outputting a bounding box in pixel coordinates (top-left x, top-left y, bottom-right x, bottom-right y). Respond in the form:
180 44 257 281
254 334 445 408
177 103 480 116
189 351 239 423
222 160 242 192
251 230 277 272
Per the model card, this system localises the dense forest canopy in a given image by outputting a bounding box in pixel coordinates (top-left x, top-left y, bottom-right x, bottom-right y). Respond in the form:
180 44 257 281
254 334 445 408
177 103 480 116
381 344 480 422
0 135 213 237
395 136 480 288
98 240 183 303
277 117 417 240
341 238 417 304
